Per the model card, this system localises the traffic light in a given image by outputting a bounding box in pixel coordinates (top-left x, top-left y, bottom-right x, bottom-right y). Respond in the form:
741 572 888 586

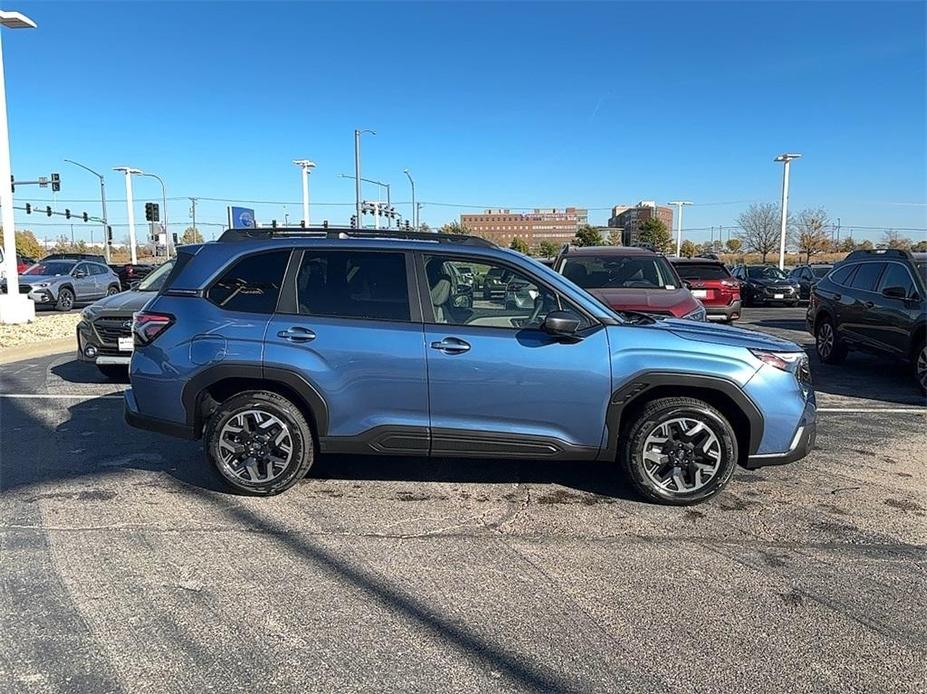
404 220 410 230
299 220 305 228
9 175 13 193
106 226 113 243
24 203 31 214
144 202 160 222
82 212 88 222
350 215 357 229
271 219 277 228
172 232 179 245
65 209 71 220
46 205 52 217
50 172 60 192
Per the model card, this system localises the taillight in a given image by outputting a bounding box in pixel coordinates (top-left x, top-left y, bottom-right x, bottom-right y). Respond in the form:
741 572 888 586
720 279 738 288
133 311 174 344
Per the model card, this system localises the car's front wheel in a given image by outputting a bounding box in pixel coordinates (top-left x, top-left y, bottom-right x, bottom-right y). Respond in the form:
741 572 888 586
106 284 120 296
815 316 847 364
55 287 75 311
205 391 314 495
620 397 738 505
915 340 927 395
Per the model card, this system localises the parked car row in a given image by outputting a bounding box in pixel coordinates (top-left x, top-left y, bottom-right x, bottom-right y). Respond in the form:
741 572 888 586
104 227 815 506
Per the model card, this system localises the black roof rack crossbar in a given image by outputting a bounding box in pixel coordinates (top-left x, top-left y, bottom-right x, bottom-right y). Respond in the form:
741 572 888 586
218 226 496 247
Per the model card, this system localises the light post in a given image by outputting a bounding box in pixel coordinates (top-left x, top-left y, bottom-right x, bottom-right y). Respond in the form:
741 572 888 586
403 169 416 230
354 129 375 228
775 153 801 270
113 166 142 264
64 160 110 263
0 10 37 324
139 171 169 257
668 200 693 257
293 159 315 226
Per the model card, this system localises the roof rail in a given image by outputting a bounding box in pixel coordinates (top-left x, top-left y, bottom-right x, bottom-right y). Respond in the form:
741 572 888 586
844 248 912 261
218 226 497 248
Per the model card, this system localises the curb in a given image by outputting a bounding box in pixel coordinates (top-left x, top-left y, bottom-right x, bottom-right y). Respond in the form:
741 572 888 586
0 338 74 365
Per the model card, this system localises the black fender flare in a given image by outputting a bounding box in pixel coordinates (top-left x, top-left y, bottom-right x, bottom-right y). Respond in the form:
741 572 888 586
181 362 329 437
601 372 764 460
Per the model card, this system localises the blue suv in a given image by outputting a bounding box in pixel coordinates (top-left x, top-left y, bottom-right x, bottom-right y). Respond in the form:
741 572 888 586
125 228 816 505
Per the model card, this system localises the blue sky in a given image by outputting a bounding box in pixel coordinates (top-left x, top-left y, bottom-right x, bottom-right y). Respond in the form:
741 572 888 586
5 1 926 244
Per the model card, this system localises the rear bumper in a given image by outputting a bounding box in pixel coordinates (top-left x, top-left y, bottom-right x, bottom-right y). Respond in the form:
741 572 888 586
124 387 197 439
705 299 742 321
744 399 816 468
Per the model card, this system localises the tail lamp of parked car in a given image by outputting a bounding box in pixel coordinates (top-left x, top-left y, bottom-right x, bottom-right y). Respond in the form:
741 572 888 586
133 311 174 345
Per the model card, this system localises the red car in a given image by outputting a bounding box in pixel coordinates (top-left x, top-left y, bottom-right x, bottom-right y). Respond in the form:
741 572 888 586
669 257 742 323
553 246 706 320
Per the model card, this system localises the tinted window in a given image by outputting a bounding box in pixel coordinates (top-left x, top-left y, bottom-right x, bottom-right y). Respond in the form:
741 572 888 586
23 261 75 276
91 263 108 276
812 266 832 278
849 263 884 292
207 250 289 313
426 255 587 330
829 265 856 285
74 263 91 276
673 263 730 280
876 263 915 297
561 255 678 289
746 266 787 280
296 251 410 321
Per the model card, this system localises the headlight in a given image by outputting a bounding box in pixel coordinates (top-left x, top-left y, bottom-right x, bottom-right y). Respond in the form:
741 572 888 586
35 282 50 288
751 349 812 386
80 306 97 320
684 304 707 321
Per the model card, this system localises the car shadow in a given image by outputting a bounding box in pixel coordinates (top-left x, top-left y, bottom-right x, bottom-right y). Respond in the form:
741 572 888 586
754 318 809 332
50 360 130 385
808 350 924 406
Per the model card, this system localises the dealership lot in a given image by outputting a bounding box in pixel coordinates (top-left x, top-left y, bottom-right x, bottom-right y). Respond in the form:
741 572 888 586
1 307 924 693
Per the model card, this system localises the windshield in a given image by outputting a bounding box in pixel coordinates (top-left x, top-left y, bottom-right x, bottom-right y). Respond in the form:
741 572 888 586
747 266 787 280
561 255 678 290
674 263 730 281
23 261 75 276
137 260 175 292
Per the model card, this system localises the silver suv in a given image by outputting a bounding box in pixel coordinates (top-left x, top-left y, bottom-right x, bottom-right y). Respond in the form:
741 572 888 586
5 258 121 310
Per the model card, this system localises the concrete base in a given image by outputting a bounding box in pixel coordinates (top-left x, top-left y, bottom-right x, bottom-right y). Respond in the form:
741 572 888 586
0 294 36 324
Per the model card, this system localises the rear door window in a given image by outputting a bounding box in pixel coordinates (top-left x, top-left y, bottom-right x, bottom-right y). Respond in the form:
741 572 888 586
296 250 411 322
876 263 915 297
849 263 884 292
207 250 290 313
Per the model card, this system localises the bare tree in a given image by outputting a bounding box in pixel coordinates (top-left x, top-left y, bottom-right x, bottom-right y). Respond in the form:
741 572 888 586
795 207 831 263
881 229 912 250
736 203 786 263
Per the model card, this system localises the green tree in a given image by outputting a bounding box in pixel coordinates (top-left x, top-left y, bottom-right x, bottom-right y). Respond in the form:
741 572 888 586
509 237 530 254
607 228 621 246
573 224 604 247
181 226 204 244
679 239 697 258
724 237 742 254
14 229 43 259
638 217 672 253
537 240 558 258
439 221 469 235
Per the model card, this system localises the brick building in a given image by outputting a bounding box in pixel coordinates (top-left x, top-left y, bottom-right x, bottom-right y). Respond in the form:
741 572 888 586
607 201 674 247
460 208 588 249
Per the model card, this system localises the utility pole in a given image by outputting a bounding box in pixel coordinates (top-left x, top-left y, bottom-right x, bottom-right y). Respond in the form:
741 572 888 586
354 129 375 229
189 197 198 234
668 200 692 257
403 169 416 230
775 153 801 270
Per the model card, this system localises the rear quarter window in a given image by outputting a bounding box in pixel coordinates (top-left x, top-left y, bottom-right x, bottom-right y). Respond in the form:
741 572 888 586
207 250 290 313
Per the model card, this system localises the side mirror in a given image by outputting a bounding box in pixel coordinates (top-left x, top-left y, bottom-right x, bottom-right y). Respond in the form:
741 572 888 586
129 280 141 291
73 270 86 278
543 310 581 337
682 280 692 290
882 285 907 299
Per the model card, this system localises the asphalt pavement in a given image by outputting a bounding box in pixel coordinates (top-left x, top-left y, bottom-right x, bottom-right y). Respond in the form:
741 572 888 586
1 307 925 693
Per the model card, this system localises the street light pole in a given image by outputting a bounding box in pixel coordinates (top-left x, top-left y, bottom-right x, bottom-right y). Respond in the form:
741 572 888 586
668 200 693 256
139 172 169 257
403 169 415 230
64 159 110 263
293 160 316 226
775 153 801 270
354 129 375 228
114 166 142 264
0 11 37 324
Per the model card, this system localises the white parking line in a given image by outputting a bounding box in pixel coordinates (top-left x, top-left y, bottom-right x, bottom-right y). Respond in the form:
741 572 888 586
817 407 925 413
0 393 124 399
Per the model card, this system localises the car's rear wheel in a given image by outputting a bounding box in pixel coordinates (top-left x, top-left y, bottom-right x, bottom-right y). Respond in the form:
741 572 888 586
96 364 126 380
55 287 74 311
205 391 314 496
915 340 927 395
620 397 738 505
106 284 120 296
815 316 847 364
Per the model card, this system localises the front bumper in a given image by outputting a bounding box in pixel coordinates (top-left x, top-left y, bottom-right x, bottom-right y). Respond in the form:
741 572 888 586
76 318 133 365
744 398 816 468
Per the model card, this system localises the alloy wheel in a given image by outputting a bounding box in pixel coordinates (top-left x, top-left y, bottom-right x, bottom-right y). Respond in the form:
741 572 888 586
641 417 722 494
217 409 294 484
59 291 73 310
817 322 834 359
917 345 927 392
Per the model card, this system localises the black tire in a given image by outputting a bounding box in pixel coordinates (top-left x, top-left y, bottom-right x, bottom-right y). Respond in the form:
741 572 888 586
96 364 127 380
815 315 847 364
620 397 738 506
205 390 314 496
914 339 927 395
106 284 120 296
55 287 75 311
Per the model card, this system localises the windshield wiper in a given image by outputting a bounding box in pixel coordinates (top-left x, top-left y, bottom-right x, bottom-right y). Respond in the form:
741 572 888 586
615 309 657 324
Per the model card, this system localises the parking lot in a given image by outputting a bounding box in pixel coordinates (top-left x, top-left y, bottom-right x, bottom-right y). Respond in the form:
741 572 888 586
1 306 924 693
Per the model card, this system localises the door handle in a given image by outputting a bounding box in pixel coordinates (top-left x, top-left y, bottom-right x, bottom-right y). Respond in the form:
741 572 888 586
430 337 471 354
864 301 874 309
277 326 316 343
833 293 841 301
